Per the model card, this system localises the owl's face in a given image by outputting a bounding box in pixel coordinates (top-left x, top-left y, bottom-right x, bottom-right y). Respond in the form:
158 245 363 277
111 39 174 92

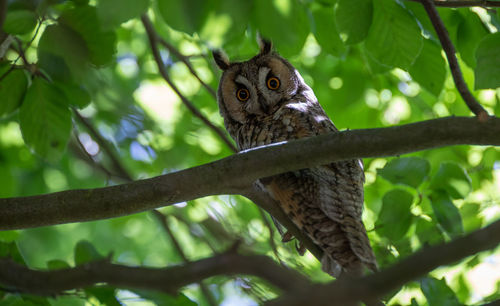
214 40 305 125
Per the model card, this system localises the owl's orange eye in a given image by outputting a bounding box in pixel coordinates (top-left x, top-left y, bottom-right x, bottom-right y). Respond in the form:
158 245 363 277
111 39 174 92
236 88 250 101
267 77 280 90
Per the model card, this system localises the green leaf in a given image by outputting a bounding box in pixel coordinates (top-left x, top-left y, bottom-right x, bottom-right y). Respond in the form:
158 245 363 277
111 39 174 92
474 32 500 89
430 191 464 238
49 296 85 306
19 78 71 161
0 164 15 198
47 259 70 270
85 287 120 306
2 10 37 35
409 39 446 96
251 0 310 56
37 25 89 81
421 277 461 306
133 290 197 306
429 162 472 199
365 0 423 70
315 0 337 5
59 6 116 66
415 217 444 245
157 0 210 35
378 157 430 188
0 69 28 117
459 203 482 232
456 12 488 69
312 6 346 56
0 242 26 265
360 46 392 74
335 0 373 44
375 189 414 241
74 240 104 265
198 0 252 45
97 0 150 28
54 81 91 109
1 295 48 306
0 230 19 243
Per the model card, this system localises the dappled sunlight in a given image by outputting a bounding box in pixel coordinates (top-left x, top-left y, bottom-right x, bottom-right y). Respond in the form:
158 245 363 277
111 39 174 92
1 0 499 304
134 80 181 125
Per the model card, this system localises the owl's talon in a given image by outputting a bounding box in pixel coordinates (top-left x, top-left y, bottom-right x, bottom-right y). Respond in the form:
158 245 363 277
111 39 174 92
281 231 294 242
296 241 306 256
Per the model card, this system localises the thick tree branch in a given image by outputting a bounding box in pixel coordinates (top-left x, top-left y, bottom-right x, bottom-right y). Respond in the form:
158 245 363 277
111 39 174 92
0 116 499 231
0 253 310 296
140 14 237 152
407 0 500 7
419 0 489 119
266 217 500 306
1 218 499 305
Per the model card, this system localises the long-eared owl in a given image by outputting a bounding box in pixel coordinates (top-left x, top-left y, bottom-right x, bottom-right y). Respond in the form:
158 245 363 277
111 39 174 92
213 39 377 277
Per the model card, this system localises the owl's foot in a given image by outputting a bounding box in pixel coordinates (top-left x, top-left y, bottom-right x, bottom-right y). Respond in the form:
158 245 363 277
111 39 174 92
281 231 294 242
296 241 306 256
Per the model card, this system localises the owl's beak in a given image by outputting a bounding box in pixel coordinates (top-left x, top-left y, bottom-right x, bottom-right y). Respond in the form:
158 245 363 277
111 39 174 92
246 95 271 116
258 96 270 114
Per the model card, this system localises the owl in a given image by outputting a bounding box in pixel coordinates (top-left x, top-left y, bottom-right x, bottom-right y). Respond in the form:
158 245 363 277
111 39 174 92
213 39 377 277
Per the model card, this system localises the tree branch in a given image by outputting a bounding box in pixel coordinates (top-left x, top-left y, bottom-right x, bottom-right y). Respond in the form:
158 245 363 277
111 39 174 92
0 116 499 231
0 253 310 296
407 0 500 7
70 134 115 180
140 14 237 152
419 0 489 119
266 217 500 305
73 110 133 182
157 38 217 99
0 0 7 45
1 217 499 305
258 207 283 265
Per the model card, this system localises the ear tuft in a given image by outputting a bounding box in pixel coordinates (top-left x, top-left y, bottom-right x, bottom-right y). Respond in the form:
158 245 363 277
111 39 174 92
257 36 272 55
212 50 230 70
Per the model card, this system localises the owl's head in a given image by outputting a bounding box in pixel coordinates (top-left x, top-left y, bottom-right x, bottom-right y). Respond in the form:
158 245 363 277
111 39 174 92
213 39 308 127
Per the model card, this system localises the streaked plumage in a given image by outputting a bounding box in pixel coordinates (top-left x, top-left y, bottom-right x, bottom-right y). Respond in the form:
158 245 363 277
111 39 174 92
213 39 377 277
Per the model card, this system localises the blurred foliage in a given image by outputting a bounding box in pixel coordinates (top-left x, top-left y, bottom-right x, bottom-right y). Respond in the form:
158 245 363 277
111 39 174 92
0 0 499 305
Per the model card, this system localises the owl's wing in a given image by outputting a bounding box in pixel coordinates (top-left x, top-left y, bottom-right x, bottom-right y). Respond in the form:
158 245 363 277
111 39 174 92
313 161 377 269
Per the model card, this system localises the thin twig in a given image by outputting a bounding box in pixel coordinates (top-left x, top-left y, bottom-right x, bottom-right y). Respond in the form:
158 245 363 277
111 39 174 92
407 0 500 7
13 38 28 64
245 186 323 262
0 18 42 81
140 14 237 152
73 110 133 182
158 38 217 99
171 214 219 253
258 205 284 265
419 0 489 119
152 210 218 306
71 133 115 180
